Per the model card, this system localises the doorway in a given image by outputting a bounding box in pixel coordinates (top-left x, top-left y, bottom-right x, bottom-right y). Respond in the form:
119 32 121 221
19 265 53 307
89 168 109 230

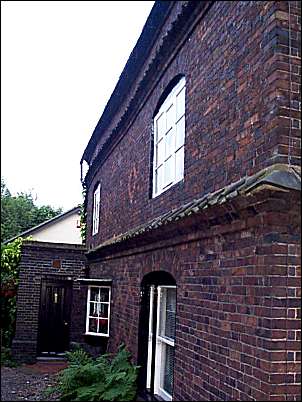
38 278 72 355
138 271 176 401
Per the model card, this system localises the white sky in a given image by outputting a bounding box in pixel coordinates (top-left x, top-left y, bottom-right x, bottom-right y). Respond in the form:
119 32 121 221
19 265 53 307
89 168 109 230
1 0 154 211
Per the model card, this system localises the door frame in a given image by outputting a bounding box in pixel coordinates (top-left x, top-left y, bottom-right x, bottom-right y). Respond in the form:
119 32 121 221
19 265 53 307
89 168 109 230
37 277 72 355
137 271 177 401
153 285 176 401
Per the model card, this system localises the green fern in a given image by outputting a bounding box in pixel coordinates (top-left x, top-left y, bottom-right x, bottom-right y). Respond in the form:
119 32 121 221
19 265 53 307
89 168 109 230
65 348 93 367
48 344 139 401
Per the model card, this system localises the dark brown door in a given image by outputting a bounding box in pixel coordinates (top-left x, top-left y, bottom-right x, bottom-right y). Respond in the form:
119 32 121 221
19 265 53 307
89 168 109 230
38 279 72 354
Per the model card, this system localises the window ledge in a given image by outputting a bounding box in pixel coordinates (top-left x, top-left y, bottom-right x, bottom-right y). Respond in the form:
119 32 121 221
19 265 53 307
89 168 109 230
84 332 109 337
152 178 184 199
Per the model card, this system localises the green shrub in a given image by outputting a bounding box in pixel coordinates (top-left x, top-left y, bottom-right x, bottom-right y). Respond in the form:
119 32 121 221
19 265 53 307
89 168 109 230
49 344 139 401
65 347 93 367
1 346 18 367
1 238 23 347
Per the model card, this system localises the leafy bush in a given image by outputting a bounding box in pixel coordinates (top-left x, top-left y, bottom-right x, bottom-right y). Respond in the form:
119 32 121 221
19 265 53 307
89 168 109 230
50 345 139 401
65 347 93 367
1 238 23 347
1 237 23 289
1 346 18 367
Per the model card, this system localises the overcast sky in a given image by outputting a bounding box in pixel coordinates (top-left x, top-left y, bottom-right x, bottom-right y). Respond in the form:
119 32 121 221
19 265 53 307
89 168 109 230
1 0 154 211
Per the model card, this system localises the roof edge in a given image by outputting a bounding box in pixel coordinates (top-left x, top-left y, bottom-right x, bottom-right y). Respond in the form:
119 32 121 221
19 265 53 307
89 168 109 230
82 1 172 164
86 164 300 255
3 206 81 245
21 240 86 251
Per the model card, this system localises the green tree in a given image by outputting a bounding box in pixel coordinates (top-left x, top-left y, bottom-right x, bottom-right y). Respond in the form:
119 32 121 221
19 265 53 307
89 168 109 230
1 178 62 243
1 238 23 347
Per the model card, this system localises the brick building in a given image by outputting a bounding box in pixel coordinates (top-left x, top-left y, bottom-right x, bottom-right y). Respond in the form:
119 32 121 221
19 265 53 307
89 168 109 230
80 1 301 400
12 1 301 401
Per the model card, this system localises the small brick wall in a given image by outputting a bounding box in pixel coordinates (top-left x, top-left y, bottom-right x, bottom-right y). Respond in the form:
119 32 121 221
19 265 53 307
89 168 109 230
12 241 87 363
87 189 301 401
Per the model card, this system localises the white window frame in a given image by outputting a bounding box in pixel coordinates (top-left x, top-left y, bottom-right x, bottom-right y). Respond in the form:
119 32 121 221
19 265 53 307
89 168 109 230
154 286 176 401
153 77 186 198
92 184 100 235
146 285 155 390
85 286 111 337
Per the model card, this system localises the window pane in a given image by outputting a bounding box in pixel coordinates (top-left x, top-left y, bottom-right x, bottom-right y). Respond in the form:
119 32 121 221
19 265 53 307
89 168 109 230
89 302 109 317
98 303 109 318
89 302 98 317
159 288 176 340
90 288 99 302
166 104 175 131
89 318 98 333
98 318 108 334
162 344 175 396
156 113 166 141
176 116 185 149
165 129 175 159
165 289 176 339
99 288 109 302
164 156 174 187
155 165 163 194
156 138 164 167
176 87 185 120
175 147 184 182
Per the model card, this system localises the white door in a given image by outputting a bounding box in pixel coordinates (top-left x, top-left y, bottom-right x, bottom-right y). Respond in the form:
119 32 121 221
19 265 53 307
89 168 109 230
146 285 176 401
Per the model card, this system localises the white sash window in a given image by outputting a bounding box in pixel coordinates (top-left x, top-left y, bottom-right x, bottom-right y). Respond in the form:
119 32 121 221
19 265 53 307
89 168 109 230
85 286 111 336
92 184 100 235
153 77 186 197
147 286 177 401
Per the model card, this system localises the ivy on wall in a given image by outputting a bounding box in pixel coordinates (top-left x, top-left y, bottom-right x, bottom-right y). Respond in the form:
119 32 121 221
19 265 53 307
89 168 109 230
80 186 87 244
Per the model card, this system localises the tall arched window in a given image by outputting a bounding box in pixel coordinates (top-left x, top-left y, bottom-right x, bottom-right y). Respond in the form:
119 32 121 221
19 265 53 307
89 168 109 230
153 76 186 197
92 183 100 235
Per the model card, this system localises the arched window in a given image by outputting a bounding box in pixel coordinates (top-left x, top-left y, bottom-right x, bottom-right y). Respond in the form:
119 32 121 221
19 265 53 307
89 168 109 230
92 183 100 235
153 76 186 197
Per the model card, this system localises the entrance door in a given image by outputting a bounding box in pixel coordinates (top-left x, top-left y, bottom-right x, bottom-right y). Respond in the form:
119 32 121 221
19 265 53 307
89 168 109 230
38 279 72 354
146 285 176 401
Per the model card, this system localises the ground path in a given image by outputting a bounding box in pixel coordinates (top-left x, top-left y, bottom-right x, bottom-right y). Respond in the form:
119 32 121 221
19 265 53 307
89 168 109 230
1 361 67 401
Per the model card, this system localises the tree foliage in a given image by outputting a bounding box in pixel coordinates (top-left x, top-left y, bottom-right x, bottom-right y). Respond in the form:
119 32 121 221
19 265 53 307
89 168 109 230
0 237 23 347
1 178 62 243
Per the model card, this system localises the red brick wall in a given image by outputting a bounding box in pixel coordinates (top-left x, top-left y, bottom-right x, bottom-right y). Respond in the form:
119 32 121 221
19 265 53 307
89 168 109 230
12 242 87 363
85 1 301 249
87 190 301 401
83 1 301 400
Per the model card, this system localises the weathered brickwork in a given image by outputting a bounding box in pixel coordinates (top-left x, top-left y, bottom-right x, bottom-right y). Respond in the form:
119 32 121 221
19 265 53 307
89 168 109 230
85 1 301 249
81 1 301 401
87 190 301 401
12 242 87 363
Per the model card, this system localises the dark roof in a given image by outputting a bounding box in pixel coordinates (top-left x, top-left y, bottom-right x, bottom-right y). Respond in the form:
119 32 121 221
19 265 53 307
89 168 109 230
82 1 173 164
87 164 301 255
3 206 81 245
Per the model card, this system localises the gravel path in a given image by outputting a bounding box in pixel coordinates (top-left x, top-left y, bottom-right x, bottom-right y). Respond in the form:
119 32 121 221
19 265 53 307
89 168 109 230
1 362 66 401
